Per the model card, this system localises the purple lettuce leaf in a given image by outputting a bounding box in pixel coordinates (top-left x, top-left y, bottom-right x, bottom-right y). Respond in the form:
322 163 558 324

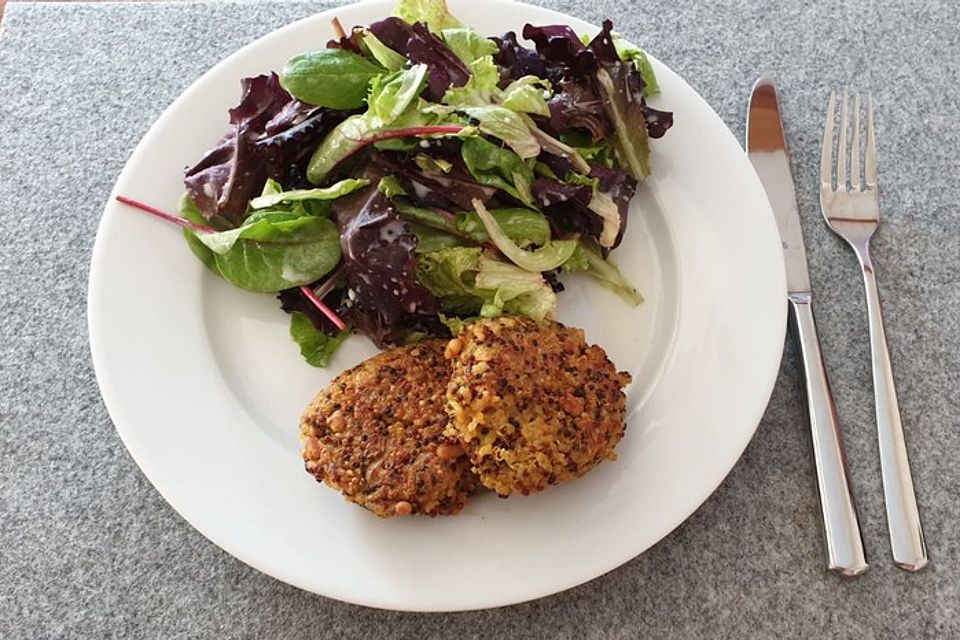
367 17 469 102
254 106 359 187
532 162 636 249
531 176 598 239
545 78 609 141
643 104 674 139
520 20 673 176
586 20 673 142
521 24 596 80
277 284 347 336
184 73 292 227
491 31 546 83
326 29 365 54
184 73 358 225
331 184 441 347
372 149 497 211
590 163 637 248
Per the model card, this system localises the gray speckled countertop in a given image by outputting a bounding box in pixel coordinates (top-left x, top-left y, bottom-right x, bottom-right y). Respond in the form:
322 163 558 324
1 0 958 637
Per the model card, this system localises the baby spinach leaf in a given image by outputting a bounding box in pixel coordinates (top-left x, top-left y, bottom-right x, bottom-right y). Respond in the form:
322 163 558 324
307 99 463 183
408 222 465 252
395 202 460 234
289 312 350 367
179 193 218 271
193 214 341 292
307 114 371 182
281 49 384 109
454 207 550 247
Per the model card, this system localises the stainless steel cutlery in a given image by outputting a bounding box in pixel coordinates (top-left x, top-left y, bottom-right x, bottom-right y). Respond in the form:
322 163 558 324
747 76 868 576
820 90 928 571
747 77 928 573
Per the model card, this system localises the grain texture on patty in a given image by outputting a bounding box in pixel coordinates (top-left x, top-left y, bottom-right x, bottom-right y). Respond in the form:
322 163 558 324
300 340 477 517
445 317 631 497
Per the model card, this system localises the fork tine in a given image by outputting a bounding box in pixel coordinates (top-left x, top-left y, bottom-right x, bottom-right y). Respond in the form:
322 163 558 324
865 93 878 187
851 94 861 190
820 91 836 190
837 91 848 191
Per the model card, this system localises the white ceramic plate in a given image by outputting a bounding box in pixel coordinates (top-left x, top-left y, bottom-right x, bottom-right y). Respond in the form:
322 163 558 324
88 0 786 611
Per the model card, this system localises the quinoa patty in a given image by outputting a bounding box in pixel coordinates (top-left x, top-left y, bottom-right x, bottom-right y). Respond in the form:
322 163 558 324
300 340 477 517
445 317 631 497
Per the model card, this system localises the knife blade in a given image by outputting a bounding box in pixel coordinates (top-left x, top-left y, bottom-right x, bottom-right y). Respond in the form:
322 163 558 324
746 78 811 296
747 75 868 576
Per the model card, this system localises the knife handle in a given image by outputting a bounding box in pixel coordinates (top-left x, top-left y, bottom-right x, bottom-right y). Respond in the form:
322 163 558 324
789 295 869 576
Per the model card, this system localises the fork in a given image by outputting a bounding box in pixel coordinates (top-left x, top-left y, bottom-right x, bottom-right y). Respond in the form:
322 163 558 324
820 91 928 571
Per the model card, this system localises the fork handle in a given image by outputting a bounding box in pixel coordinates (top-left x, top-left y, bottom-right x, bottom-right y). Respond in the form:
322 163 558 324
789 295 869 576
859 259 929 571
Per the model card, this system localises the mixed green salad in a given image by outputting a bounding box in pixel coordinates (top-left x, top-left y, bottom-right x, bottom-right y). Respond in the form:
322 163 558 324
120 0 672 367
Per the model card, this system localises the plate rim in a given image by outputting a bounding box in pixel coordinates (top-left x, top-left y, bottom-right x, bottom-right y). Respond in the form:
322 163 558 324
88 0 787 611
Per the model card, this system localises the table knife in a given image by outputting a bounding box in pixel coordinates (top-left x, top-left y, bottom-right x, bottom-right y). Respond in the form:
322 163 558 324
746 75 869 576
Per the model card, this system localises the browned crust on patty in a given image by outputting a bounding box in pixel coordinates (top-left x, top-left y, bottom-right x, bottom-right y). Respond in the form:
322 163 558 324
300 340 477 517
445 317 631 497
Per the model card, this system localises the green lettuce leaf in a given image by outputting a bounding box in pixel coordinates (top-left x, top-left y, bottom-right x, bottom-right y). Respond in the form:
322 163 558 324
416 246 483 313
377 175 408 198
441 56 500 106
395 202 460 234
559 130 616 168
577 239 643 305
414 154 454 174
416 247 556 321
362 30 407 71
368 64 429 127
461 137 535 207
561 243 590 272
473 199 576 271
289 312 350 367
613 37 660 95
474 254 555 321
248 178 370 209
462 105 539 159
441 28 498 64
393 0 462 31
499 76 551 116
439 313 478 335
